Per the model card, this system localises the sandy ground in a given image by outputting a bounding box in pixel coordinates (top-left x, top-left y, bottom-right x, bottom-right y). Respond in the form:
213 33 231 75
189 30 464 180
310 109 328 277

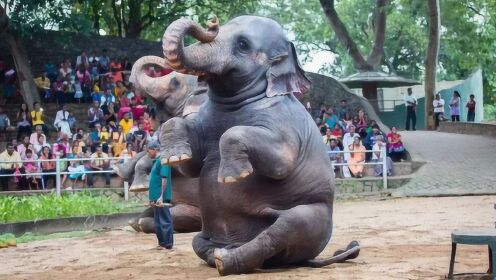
0 195 494 280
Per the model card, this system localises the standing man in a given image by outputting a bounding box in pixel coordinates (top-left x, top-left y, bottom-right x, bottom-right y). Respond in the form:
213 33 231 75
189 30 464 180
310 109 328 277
433 93 445 130
404 88 417 131
147 141 174 250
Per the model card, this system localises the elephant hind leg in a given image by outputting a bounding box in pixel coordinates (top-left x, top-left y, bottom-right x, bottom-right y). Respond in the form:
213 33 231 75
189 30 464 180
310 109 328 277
213 203 333 276
170 204 202 232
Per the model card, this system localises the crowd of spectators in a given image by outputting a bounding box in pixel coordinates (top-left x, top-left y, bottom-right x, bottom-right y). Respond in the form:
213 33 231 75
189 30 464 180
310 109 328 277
317 100 405 178
0 50 163 191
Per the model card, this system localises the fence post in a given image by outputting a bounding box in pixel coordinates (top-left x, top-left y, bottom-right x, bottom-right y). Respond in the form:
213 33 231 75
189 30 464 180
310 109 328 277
382 146 388 190
55 154 61 197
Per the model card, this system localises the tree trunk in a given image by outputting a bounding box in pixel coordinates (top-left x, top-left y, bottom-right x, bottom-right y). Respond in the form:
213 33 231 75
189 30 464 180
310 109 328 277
425 0 440 130
4 31 40 110
366 0 388 67
126 0 142 38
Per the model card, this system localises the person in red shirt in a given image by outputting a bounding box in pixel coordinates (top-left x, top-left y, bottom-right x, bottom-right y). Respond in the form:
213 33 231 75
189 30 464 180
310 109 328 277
131 97 146 121
466 94 476 122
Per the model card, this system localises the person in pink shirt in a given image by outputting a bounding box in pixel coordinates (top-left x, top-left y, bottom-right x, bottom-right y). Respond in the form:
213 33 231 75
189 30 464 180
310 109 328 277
29 125 47 146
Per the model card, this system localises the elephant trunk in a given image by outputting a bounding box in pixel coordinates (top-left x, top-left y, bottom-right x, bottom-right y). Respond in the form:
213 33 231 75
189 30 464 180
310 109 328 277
130 56 174 102
162 17 221 76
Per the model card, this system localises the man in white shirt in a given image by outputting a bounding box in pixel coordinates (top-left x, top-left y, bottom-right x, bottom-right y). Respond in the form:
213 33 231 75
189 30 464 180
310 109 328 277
87 144 111 187
341 124 357 178
404 88 417 131
54 104 72 138
371 136 392 176
433 94 445 129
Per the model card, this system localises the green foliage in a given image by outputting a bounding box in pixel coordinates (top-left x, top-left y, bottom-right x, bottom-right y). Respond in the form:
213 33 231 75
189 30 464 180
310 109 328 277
484 104 496 121
0 192 141 223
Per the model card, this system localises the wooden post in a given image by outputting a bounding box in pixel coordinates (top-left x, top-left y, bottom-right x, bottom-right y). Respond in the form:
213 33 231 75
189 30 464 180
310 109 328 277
424 0 440 130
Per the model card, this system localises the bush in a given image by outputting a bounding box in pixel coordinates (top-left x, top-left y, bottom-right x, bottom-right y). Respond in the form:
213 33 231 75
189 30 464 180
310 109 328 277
0 192 140 223
484 104 496 121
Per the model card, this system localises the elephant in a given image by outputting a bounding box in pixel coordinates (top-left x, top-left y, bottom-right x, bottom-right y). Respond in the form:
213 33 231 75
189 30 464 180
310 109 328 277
115 56 207 233
157 15 360 276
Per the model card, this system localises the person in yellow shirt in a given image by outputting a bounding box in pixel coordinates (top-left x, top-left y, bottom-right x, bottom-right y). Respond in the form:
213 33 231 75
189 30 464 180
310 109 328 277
119 112 133 135
0 143 22 191
34 72 51 100
30 102 48 136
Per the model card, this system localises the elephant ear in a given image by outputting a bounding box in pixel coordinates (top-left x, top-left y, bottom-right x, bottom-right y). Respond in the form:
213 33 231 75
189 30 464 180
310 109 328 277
266 42 311 98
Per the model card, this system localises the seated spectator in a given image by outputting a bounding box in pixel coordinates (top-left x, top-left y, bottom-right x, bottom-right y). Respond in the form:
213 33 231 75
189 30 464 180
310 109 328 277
76 51 89 68
119 112 133 135
76 64 91 101
40 146 56 189
33 134 48 155
132 122 148 152
342 112 353 131
131 97 146 121
88 100 104 128
122 57 132 71
141 112 152 133
355 109 368 136
147 128 158 143
119 143 137 160
29 125 47 146
102 101 117 124
363 124 386 161
98 49 110 74
17 135 31 157
64 145 86 189
0 106 14 132
387 127 405 162
341 124 358 178
323 108 338 129
336 99 351 121
16 103 32 140
91 80 103 102
58 60 72 83
22 149 41 190
44 63 58 82
331 123 343 141
31 102 49 136
110 58 123 83
371 135 393 177
54 104 72 138
347 136 365 178
326 138 342 173
0 143 22 191
34 72 52 100
87 144 111 187
111 125 126 157
52 77 65 105
322 128 332 145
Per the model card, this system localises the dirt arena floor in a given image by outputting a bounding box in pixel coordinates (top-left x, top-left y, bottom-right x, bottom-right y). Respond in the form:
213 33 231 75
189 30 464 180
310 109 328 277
0 195 494 280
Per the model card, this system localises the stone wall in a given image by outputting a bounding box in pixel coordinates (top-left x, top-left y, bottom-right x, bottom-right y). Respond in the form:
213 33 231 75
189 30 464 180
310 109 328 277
0 31 162 75
304 72 389 132
439 122 496 137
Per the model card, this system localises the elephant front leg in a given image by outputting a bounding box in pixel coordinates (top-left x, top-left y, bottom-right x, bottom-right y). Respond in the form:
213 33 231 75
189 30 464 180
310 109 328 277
217 126 298 183
159 117 193 165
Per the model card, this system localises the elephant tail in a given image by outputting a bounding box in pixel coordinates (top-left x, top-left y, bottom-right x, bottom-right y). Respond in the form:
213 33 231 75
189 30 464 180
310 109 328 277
304 240 360 268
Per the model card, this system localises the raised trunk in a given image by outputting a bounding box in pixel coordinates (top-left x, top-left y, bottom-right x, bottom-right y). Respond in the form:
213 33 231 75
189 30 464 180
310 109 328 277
425 0 440 130
130 56 175 101
162 17 219 76
4 31 40 110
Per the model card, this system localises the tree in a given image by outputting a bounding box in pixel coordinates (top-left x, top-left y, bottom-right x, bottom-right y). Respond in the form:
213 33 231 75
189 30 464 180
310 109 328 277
318 0 388 72
424 0 439 130
0 2 40 109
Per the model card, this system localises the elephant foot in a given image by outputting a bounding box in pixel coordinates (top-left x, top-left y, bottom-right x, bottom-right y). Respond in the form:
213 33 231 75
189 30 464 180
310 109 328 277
138 217 156 234
214 248 239 276
129 183 149 192
128 218 142 232
161 153 192 165
217 158 253 184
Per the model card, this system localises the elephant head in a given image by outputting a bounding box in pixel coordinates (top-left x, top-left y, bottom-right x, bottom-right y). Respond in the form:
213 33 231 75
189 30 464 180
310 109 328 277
130 56 206 121
162 16 310 100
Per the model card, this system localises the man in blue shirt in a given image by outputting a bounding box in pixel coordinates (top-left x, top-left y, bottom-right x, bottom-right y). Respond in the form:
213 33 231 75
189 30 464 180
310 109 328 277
147 141 174 250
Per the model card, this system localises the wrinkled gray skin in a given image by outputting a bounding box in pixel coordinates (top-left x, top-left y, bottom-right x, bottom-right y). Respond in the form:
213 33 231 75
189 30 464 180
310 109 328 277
116 56 206 233
159 15 359 276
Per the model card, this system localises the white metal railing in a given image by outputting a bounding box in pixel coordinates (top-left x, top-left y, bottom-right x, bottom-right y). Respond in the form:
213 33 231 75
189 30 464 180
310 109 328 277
0 156 129 200
327 146 388 189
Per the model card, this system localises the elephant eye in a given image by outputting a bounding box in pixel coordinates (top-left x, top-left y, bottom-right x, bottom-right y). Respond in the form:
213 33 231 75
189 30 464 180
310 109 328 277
170 77 180 89
237 38 250 52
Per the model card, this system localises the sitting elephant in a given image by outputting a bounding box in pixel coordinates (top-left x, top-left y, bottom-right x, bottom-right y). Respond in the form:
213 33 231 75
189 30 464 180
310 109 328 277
158 15 359 275
116 56 206 232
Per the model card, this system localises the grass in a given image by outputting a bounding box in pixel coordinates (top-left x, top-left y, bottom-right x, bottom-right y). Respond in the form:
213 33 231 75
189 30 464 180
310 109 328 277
16 230 97 243
0 192 143 223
